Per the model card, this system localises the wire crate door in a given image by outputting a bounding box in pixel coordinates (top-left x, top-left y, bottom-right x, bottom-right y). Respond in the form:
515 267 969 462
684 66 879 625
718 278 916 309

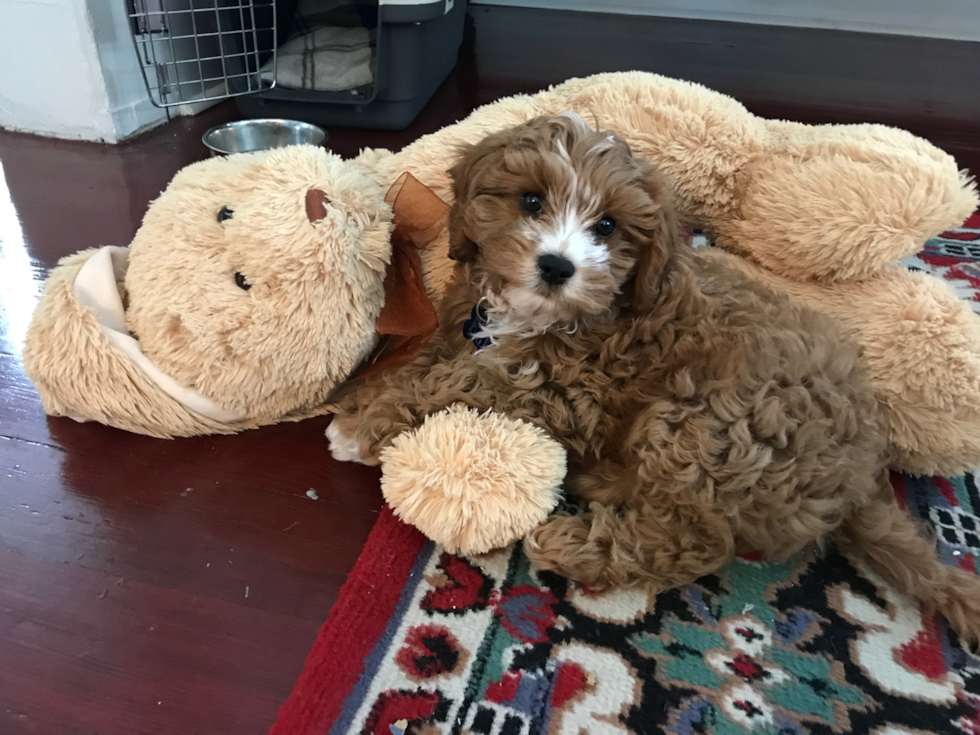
129 0 278 108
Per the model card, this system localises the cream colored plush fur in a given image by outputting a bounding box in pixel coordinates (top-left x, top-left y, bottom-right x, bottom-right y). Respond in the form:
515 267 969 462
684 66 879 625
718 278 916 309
23 249 242 437
125 147 393 422
23 72 980 481
380 404 567 554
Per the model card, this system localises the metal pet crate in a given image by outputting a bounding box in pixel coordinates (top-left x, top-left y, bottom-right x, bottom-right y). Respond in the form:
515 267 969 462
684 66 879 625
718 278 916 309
128 0 466 130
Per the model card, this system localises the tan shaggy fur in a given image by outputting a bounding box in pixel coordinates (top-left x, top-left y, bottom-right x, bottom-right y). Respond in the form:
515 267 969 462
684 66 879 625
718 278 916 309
332 116 980 646
23 72 980 475
24 146 394 436
23 249 236 437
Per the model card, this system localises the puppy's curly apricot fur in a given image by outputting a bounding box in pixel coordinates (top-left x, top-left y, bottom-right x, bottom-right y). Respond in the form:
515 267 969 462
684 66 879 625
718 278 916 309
331 115 980 646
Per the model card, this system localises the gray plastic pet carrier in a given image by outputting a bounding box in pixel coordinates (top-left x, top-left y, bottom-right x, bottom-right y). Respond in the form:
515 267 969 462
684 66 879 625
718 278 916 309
128 0 466 130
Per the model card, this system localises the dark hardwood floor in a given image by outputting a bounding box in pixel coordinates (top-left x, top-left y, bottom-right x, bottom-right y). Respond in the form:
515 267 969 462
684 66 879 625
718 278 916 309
0 7 977 734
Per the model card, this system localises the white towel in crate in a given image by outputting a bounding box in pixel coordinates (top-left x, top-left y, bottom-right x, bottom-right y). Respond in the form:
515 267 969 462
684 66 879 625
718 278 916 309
261 26 373 92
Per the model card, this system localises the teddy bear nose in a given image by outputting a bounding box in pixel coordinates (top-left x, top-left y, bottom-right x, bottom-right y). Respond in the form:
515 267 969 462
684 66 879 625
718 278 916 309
305 188 331 223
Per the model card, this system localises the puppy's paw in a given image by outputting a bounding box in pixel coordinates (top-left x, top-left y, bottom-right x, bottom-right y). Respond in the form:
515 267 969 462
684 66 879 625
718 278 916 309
326 419 370 465
525 514 607 586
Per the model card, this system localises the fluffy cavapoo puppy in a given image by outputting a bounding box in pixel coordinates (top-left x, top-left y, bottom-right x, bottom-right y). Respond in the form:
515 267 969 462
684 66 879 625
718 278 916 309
329 113 980 645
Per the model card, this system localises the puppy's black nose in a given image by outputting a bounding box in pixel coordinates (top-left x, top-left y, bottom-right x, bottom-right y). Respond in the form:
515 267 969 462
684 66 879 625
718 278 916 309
538 253 576 286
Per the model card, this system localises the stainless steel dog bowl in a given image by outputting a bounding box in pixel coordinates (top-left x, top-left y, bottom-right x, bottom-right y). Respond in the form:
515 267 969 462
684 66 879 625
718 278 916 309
202 119 327 155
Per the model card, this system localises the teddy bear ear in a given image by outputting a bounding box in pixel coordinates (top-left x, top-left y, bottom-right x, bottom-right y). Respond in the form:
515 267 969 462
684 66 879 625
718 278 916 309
23 247 248 438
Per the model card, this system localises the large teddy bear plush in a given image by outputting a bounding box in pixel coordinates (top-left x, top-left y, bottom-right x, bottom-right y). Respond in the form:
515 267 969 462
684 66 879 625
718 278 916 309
23 72 980 553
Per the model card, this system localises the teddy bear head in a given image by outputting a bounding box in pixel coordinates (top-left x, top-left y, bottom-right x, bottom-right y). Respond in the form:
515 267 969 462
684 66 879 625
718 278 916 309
121 145 395 422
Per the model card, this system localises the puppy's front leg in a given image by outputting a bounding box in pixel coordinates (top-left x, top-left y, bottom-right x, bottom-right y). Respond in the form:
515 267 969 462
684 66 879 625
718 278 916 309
329 350 507 465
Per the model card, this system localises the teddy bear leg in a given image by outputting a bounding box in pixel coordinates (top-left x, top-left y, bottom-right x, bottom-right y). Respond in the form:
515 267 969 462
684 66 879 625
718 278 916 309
829 271 980 477
715 133 977 282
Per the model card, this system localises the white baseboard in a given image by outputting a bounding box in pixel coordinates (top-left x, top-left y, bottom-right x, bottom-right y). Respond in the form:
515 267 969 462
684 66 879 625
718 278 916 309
471 0 980 42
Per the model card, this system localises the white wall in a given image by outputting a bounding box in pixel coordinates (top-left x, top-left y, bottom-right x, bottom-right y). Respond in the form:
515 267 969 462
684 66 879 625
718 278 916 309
0 0 166 143
86 0 169 140
471 0 980 42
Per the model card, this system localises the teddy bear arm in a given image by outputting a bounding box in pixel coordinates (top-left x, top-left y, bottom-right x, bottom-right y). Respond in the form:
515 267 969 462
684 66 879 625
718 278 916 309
378 404 568 554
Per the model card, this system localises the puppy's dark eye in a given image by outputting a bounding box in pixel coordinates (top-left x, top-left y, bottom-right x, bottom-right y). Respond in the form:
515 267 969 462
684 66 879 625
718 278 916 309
519 193 543 215
218 206 234 222
594 217 615 238
234 272 251 291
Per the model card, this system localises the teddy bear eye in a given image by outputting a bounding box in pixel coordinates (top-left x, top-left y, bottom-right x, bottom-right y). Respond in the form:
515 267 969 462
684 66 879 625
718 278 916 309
218 206 234 222
234 272 251 291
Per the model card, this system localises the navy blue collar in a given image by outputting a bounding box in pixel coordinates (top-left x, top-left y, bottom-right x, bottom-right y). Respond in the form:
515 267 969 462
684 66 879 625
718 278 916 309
463 303 493 351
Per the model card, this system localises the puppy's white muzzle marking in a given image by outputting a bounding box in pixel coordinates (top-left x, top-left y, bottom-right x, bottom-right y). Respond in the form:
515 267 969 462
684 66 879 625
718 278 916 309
535 210 610 274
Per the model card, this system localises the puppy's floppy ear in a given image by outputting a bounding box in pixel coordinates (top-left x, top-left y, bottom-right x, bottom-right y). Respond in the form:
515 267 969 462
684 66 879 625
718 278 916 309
447 208 477 262
631 161 684 312
447 134 510 263
447 144 481 263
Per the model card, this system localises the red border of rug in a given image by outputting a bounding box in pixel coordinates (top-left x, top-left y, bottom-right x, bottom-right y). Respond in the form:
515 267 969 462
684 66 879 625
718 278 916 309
268 505 427 735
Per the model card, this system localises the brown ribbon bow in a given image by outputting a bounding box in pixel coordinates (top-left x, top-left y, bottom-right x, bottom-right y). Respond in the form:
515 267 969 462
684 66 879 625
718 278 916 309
327 173 446 402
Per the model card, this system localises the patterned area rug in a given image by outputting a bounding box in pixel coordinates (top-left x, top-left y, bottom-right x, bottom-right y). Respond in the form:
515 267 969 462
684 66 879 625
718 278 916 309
270 220 980 735
901 212 980 315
